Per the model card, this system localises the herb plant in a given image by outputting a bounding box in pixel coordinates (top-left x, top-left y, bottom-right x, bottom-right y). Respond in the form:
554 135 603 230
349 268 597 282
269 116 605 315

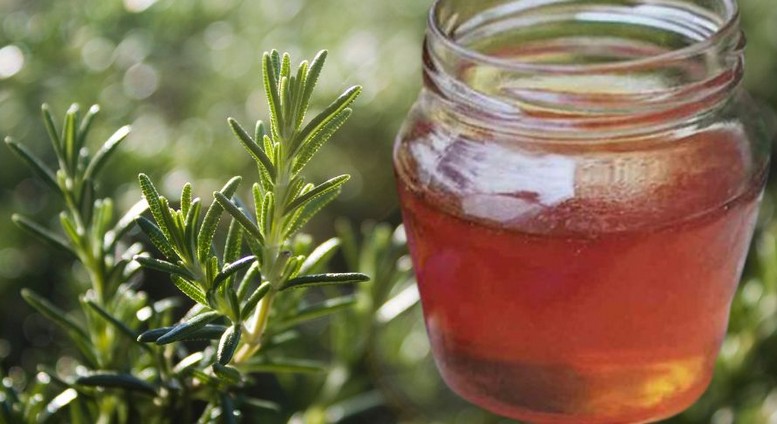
2 49 381 424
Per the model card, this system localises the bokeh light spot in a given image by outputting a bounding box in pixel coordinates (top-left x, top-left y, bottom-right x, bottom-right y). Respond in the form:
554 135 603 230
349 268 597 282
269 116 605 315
711 407 734 424
128 112 169 155
115 32 151 68
204 21 234 50
0 340 9 360
81 37 116 72
259 0 302 22
0 248 25 279
123 63 159 99
0 44 24 79
123 0 157 13
399 328 430 362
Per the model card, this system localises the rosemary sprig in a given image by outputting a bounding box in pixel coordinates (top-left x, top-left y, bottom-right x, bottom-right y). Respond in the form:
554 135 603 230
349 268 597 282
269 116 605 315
5 106 177 422
133 49 369 421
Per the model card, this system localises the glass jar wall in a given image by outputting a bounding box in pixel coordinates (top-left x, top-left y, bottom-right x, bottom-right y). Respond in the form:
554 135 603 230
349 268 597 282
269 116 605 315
394 1 770 422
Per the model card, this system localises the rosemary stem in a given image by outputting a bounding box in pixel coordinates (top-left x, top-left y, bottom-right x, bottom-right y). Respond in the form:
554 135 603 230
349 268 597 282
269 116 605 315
235 152 293 362
235 290 275 363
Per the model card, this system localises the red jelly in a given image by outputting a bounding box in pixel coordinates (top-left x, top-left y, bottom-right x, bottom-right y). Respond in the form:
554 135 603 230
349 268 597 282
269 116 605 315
394 1 770 422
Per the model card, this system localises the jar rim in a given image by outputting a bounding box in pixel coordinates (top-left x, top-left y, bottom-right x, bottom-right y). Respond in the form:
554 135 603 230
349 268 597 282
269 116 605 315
428 0 742 74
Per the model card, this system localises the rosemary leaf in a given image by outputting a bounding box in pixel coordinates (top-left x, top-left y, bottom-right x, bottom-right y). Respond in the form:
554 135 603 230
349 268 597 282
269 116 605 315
156 311 221 345
263 52 283 139
197 176 242 263
76 373 156 396
236 261 262 299
241 282 272 318
298 50 327 128
136 216 177 260
299 238 341 274
284 175 350 215
138 174 174 243
292 108 352 174
214 192 265 245
274 295 357 331
282 188 342 238
223 219 244 266
171 276 208 306
181 183 192 218
21 289 97 367
228 118 276 179
77 104 100 149
84 300 151 351
213 256 257 292
63 105 78 173
217 325 242 365
220 393 238 424
12 214 75 256
134 256 195 280
106 199 148 250
83 125 131 181
295 86 360 154
4 138 61 194
41 104 63 159
281 273 370 291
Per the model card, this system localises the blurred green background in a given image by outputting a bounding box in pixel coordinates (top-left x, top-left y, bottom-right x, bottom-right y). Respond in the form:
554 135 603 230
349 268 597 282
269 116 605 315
1 0 777 422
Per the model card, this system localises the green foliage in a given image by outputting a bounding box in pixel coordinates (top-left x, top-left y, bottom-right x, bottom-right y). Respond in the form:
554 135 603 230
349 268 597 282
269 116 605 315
1 47 392 423
4 105 170 423
130 50 370 420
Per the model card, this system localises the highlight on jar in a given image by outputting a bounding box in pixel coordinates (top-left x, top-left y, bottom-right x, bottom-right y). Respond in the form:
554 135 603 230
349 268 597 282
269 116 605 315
393 0 771 423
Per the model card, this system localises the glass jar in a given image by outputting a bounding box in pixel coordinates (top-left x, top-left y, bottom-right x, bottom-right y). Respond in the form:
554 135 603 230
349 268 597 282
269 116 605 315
393 0 770 422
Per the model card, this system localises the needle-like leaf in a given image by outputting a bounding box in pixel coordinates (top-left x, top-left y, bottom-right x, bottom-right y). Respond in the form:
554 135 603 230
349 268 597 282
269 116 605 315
284 175 350 215
83 125 131 181
138 174 173 242
136 216 177 260
171 276 208 306
298 50 327 127
197 176 242 263
41 104 63 159
281 273 370 291
274 295 357 331
134 256 195 280
156 311 221 345
21 289 97 366
295 86 360 153
76 373 156 396
214 192 264 245
228 118 276 179
84 300 151 351
12 215 75 257
213 256 257 292
299 238 341 274
292 108 352 174
5 138 61 194
263 52 283 139
217 325 241 365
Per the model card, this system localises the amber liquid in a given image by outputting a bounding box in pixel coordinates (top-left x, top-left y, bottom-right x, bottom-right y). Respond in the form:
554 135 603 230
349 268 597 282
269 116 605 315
396 129 764 423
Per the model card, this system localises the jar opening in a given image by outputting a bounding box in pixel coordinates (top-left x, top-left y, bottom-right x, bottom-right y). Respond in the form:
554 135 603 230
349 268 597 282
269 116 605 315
429 0 741 73
423 0 745 136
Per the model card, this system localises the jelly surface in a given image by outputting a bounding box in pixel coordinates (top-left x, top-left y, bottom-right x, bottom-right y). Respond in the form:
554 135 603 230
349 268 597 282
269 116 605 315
396 125 764 423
